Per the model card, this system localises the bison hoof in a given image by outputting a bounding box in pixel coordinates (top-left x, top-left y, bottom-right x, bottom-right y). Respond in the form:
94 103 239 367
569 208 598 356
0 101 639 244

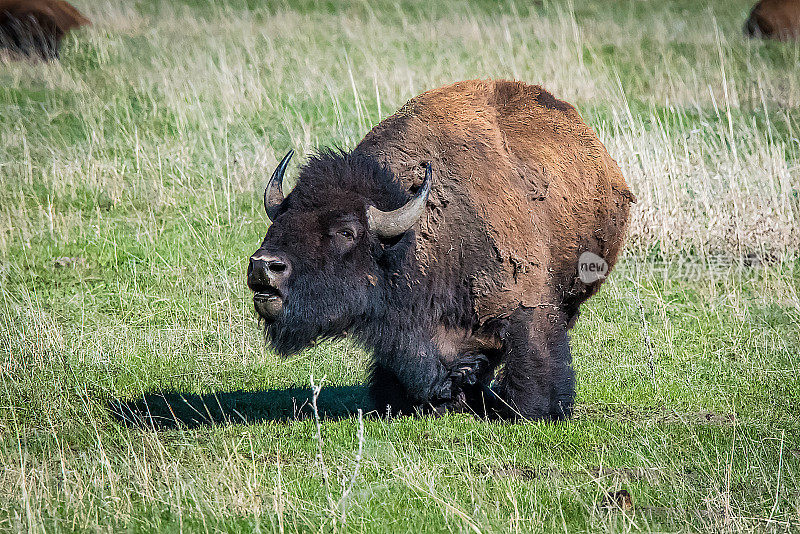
449 353 490 388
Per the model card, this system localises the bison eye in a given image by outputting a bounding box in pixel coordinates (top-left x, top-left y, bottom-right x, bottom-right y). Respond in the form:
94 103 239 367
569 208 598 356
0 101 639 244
328 221 360 253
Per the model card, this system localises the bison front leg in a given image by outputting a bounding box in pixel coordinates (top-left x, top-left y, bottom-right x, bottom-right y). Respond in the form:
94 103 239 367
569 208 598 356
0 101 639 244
495 306 575 420
368 345 456 416
367 362 417 416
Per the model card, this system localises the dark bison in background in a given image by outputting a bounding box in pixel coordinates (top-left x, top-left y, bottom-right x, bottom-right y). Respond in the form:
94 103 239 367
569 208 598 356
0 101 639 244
745 0 800 40
0 0 89 60
248 80 634 420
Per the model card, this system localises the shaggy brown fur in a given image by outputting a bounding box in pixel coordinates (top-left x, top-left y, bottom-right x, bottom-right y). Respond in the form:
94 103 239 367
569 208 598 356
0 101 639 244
358 80 633 333
745 0 800 40
355 80 633 417
0 0 89 59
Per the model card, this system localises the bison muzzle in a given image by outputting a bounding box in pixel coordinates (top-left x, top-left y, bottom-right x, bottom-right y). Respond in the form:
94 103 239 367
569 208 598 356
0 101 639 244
248 80 634 420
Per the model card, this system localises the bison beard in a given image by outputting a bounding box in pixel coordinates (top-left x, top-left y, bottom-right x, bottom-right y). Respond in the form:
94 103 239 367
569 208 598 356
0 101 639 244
263 263 371 357
248 80 633 421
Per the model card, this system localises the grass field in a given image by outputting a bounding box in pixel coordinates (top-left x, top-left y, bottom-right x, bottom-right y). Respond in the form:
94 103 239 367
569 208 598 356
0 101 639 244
1 0 799 531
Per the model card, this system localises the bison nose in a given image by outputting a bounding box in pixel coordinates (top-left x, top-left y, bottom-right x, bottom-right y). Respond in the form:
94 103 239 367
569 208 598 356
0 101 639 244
247 253 291 292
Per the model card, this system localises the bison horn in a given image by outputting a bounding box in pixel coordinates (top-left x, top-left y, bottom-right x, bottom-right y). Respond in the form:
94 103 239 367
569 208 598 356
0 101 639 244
264 149 294 222
367 163 432 238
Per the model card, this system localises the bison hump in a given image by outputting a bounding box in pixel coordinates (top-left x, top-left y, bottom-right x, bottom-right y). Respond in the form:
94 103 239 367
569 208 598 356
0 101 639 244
356 79 633 318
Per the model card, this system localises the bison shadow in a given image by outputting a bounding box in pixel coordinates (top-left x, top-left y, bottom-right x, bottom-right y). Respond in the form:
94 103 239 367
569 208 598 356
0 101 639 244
108 385 373 429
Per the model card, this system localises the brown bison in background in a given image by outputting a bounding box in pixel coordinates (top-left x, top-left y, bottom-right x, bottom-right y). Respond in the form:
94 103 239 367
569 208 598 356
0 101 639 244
0 0 89 59
745 0 800 40
248 80 634 420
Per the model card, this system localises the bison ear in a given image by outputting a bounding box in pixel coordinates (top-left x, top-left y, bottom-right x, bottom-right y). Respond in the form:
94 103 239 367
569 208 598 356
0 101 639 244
264 150 294 222
367 163 432 238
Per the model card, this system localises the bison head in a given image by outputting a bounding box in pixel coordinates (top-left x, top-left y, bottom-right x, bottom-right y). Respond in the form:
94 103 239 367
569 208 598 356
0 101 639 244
247 150 431 356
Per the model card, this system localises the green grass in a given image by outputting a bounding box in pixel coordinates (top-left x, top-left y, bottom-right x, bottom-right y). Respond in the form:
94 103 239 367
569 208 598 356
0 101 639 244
1 0 799 531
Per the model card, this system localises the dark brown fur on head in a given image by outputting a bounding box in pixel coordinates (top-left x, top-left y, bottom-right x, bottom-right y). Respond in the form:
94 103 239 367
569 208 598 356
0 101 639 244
0 0 89 60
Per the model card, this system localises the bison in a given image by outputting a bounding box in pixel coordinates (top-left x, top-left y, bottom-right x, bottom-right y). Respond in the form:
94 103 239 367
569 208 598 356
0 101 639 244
248 80 634 420
744 0 800 40
0 0 89 60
